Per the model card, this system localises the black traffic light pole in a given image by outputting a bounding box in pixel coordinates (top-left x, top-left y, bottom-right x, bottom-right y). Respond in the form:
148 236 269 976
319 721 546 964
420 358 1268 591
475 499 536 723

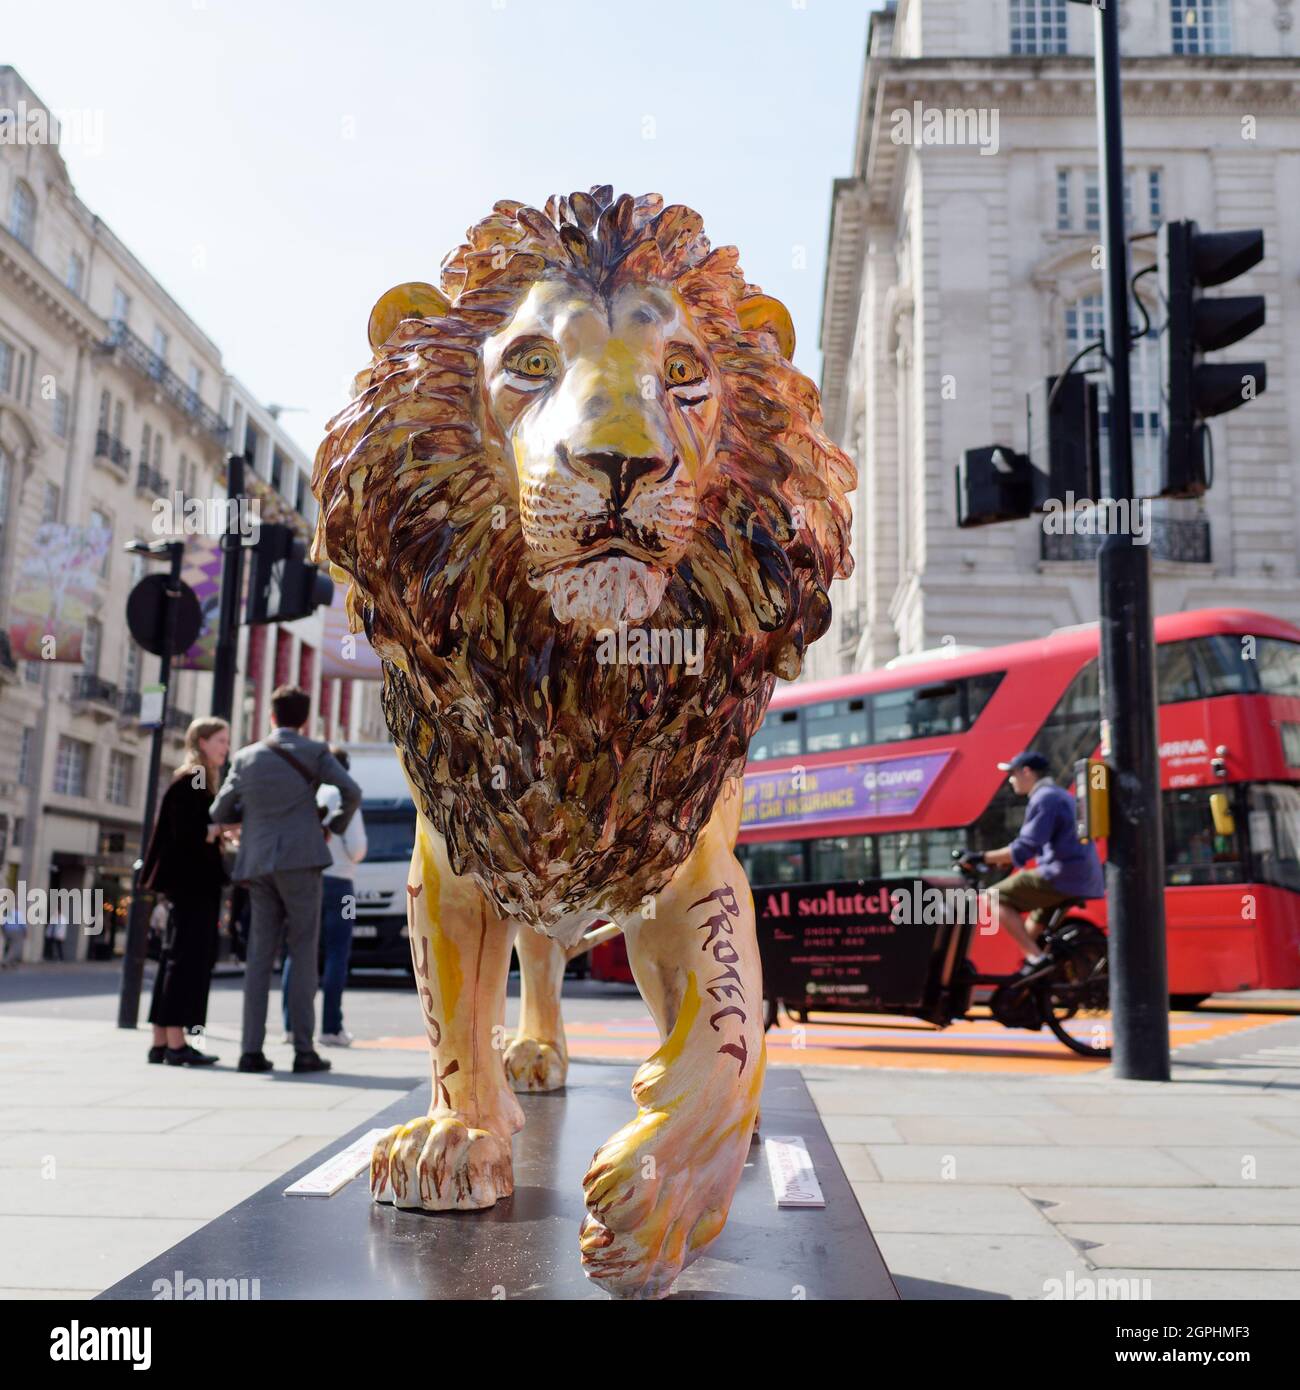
1091 0 1170 1080
211 452 247 725
117 540 185 1029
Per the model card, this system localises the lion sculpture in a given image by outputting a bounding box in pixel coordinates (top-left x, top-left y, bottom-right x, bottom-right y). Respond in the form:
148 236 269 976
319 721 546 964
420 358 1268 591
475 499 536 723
312 185 854 1298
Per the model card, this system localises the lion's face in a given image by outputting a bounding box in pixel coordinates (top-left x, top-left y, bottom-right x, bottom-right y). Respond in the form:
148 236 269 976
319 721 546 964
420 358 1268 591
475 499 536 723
481 275 722 628
312 186 856 930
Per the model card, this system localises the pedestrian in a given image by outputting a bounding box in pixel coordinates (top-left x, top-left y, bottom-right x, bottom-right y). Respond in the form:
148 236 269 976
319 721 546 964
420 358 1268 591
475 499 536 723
282 746 367 1047
1 899 26 969
210 685 362 1075
44 910 68 962
138 717 231 1066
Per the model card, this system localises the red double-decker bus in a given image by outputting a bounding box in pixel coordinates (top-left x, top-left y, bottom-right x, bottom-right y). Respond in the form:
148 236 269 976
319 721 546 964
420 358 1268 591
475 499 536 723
734 608 1300 1003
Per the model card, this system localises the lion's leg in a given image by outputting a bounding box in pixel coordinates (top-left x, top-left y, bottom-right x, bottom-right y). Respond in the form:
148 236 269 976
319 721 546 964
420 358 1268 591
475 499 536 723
504 926 569 1093
580 780 765 1299
370 819 524 1212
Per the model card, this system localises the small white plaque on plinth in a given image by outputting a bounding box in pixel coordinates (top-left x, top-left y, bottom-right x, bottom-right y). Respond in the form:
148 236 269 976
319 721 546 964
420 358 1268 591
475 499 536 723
764 1135 825 1208
284 1128 389 1197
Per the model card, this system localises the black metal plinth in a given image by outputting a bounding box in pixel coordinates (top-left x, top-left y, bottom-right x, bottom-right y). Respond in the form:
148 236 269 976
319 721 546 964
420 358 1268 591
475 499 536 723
98 1062 897 1301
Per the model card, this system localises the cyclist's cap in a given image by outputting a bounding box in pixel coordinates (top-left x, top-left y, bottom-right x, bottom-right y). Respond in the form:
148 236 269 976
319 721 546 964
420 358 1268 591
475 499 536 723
998 751 1050 773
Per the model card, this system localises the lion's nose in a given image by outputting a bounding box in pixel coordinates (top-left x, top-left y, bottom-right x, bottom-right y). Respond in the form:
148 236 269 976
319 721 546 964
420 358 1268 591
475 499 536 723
570 449 674 512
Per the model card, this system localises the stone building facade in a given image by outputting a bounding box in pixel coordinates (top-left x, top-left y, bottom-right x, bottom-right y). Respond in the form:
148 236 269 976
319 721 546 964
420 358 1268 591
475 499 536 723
0 67 381 959
812 0 1300 676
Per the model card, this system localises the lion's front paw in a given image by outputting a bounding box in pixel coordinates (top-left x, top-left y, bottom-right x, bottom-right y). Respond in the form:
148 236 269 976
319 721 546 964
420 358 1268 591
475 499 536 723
370 1116 513 1211
579 1102 749 1299
502 1036 567 1093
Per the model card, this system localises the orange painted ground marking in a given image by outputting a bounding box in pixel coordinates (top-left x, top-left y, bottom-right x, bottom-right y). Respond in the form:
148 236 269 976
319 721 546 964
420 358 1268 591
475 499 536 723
353 1008 1280 1075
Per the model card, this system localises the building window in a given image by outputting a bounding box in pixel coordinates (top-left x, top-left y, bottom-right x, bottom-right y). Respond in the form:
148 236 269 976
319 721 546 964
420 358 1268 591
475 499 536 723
66 252 85 298
53 736 90 797
1149 170 1162 226
140 423 152 470
187 363 203 404
42 481 60 523
295 471 306 515
1172 0 1232 54
89 507 111 577
52 393 69 438
1010 0 1068 55
18 727 34 786
111 284 131 324
271 449 285 494
112 399 124 440
98 389 111 433
152 326 169 362
0 338 13 395
123 640 141 694
106 750 134 806
82 616 102 676
1055 170 1070 231
8 180 36 248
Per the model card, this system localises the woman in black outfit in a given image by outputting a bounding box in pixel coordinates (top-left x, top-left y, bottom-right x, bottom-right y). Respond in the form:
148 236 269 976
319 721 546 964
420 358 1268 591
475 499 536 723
139 717 231 1067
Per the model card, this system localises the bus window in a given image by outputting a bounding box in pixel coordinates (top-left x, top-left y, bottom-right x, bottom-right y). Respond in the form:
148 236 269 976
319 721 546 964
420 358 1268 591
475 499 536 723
1192 635 1257 697
873 682 962 744
1157 641 1200 703
749 708 801 761
804 697 869 754
1163 788 1244 886
810 835 875 880
1246 784 1300 892
1257 640 1300 698
739 839 807 885
964 671 1005 725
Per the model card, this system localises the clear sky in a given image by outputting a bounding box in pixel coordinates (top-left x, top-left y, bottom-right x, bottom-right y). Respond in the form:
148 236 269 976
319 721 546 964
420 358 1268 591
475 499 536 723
7 0 875 458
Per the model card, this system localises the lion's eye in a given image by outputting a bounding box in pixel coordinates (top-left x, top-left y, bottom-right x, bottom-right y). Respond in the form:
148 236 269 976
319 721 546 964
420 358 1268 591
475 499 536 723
506 345 558 380
664 352 704 388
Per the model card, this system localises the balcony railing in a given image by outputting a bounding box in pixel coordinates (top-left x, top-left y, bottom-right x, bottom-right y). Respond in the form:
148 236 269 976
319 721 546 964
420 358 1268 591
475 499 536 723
93 430 131 475
135 462 168 497
1040 517 1211 565
165 705 193 734
104 319 229 444
71 673 120 708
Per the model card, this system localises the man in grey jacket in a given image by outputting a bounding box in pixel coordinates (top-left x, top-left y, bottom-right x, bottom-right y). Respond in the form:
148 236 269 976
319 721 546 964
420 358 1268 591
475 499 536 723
210 684 362 1074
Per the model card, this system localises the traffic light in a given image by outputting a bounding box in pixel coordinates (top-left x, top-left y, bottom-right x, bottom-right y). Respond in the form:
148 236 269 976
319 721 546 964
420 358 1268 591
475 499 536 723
246 522 334 624
955 445 1034 527
1026 373 1101 506
1158 220 1266 499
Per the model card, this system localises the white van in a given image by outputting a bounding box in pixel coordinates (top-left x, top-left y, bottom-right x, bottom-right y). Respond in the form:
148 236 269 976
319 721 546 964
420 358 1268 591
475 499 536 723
339 742 417 971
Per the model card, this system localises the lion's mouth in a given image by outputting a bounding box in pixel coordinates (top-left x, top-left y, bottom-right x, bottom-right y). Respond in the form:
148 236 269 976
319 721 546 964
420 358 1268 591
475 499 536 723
530 553 670 627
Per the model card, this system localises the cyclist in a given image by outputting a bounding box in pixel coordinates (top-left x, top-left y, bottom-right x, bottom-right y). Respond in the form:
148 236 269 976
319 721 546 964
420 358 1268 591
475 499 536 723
962 751 1104 974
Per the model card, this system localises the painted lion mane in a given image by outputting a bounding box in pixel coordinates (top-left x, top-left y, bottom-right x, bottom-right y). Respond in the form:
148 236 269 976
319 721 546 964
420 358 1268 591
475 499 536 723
312 185 855 938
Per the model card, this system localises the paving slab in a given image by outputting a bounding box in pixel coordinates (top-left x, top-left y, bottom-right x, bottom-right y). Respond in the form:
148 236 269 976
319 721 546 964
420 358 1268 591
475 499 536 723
852 1182 1050 1235
873 1231 1094 1301
867 1143 1204 1186
0 1166 270 1220
1059 1222 1300 1270
1159 1146 1300 1186
1025 1185 1300 1226
0 1214 206 1292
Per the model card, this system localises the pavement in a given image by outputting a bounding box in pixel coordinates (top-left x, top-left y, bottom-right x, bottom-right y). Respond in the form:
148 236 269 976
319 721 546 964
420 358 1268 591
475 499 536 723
2 962 1299 1300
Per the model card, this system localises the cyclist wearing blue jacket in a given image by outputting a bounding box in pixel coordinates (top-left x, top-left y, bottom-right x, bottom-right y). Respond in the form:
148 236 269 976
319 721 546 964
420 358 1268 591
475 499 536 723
963 751 1105 975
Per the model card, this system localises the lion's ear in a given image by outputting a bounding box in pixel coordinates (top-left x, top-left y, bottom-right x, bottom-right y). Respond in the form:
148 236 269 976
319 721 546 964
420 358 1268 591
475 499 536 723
367 281 451 353
737 293 796 360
